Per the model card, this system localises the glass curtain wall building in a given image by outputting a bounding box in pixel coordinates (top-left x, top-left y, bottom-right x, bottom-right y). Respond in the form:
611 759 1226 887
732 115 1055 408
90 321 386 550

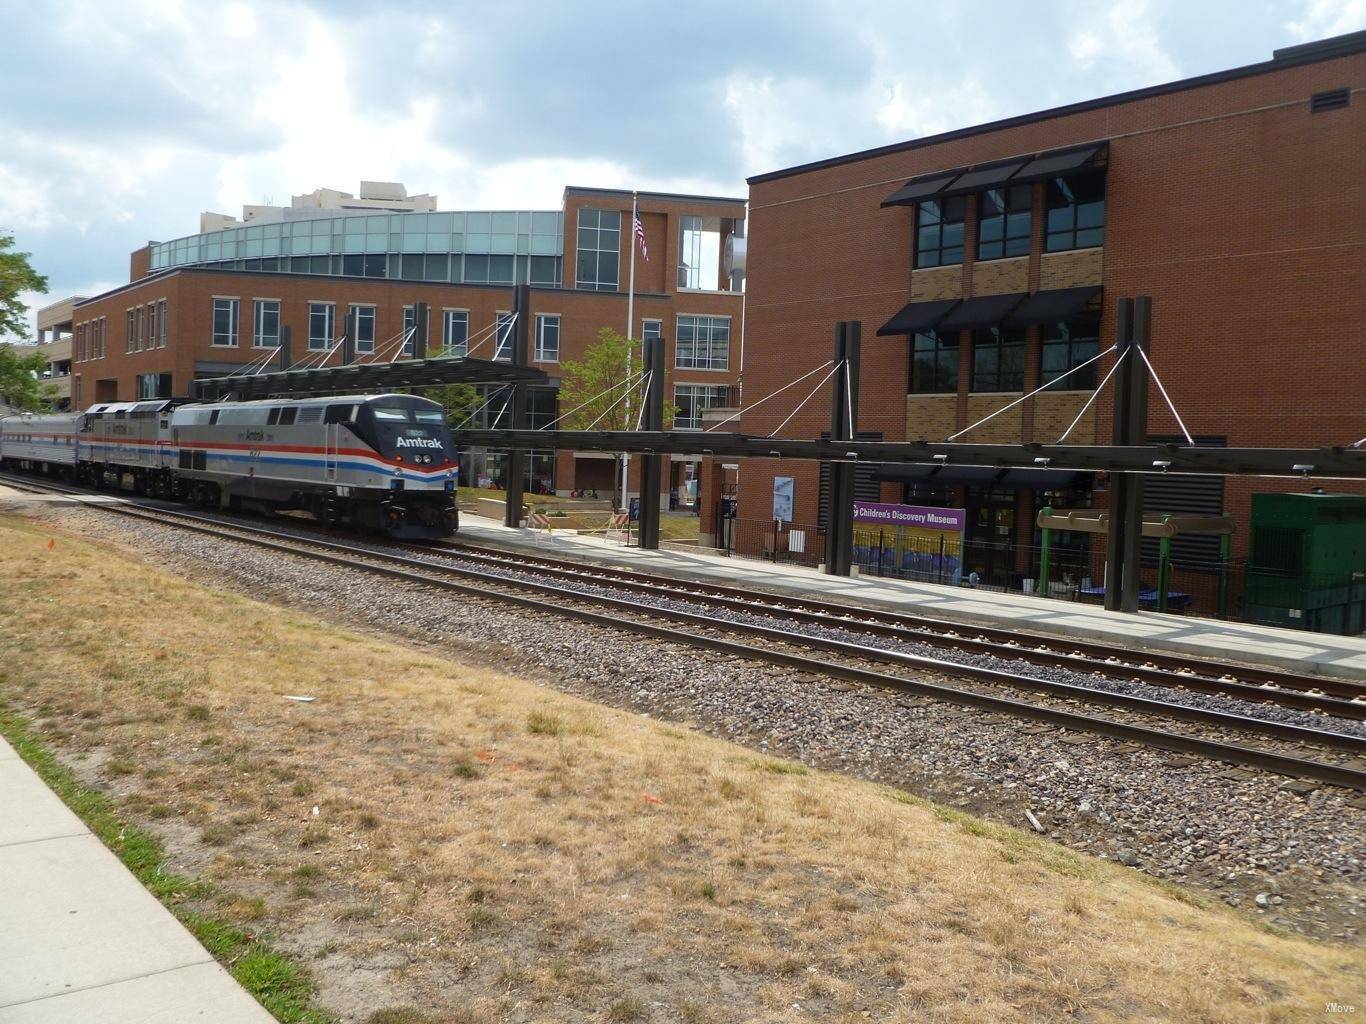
148 211 565 287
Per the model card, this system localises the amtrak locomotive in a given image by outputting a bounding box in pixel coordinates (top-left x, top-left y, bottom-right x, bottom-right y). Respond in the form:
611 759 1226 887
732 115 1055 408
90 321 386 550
0 393 459 539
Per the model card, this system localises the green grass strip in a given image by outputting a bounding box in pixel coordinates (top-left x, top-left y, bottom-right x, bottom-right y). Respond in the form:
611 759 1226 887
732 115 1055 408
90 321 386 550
0 705 335 1024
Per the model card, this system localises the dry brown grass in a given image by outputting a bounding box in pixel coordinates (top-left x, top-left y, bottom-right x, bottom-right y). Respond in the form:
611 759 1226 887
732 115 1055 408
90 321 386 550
0 513 1361 1023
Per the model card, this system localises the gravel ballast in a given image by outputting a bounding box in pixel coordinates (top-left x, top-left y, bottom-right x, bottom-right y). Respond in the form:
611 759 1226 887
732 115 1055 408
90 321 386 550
12 498 1365 942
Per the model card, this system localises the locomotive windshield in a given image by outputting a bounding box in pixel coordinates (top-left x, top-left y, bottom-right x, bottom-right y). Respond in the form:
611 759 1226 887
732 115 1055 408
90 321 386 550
352 397 456 464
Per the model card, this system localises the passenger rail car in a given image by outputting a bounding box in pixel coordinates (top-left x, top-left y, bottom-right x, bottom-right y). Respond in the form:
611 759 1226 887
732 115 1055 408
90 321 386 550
1 394 459 539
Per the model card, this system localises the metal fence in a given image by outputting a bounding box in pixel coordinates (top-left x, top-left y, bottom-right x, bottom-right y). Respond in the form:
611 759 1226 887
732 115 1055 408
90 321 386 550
718 514 1365 632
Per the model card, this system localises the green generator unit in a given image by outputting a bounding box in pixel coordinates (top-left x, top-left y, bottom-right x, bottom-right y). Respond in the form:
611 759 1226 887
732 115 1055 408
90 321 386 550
1245 493 1366 635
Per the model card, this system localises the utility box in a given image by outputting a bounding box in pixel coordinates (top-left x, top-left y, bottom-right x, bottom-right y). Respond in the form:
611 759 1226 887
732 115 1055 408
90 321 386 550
1245 493 1366 635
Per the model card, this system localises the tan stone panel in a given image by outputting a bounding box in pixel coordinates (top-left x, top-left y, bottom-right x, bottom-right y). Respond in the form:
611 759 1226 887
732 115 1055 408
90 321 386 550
971 257 1028 296
1033 391 1097 444
910 265 963 301
1039 248 1103 290
905 394 958 442
963 394 1024 444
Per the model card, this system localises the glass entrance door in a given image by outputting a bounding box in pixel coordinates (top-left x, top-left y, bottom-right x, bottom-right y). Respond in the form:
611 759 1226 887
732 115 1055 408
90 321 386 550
963 488 1016 588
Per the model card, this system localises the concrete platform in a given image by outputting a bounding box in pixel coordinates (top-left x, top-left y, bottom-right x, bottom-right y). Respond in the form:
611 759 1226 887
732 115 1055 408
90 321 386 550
452 514 1366 681
0 738 273 1024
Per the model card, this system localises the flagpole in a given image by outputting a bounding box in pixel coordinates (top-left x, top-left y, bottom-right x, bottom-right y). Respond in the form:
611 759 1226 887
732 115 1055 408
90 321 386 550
620 191 637 512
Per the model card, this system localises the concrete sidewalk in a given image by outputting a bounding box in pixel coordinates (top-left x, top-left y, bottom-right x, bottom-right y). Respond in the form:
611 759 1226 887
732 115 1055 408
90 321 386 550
0 737 273 1023
453 515 1366 681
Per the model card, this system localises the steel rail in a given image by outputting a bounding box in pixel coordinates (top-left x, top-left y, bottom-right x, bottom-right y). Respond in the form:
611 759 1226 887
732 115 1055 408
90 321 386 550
5 475 1363 791
441 540 1366 702
431 542 1366 719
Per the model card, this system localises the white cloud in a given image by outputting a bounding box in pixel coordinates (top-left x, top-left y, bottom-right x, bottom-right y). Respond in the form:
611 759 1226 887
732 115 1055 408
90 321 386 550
1286 0 1366 38
1067 0 1180 82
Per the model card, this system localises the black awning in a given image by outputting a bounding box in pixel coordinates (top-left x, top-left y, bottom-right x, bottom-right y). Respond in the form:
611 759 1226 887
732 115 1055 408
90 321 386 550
938 292 1027 331
942 158 1028 196
1014 142 1105 183
876 298 960 336
1004 286 1102 327
872 465 1092 489
881 171 963 208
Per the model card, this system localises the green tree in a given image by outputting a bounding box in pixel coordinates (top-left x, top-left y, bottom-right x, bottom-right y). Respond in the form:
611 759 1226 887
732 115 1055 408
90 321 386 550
0 344 56 411
0 234 48 342
421 383 482 427
556 327 673 431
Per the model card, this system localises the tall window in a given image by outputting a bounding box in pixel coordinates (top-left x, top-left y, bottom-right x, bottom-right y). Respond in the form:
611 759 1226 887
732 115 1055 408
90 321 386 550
1045 171 1106 251
97 318 106 358
211 298 238 347
915 195 966 268
75 323 85 363
910 331 959 394
1041 316 1100 390
147 303 159 351
157 299 168 347
575 208 620 291
350 305 375 354
136 306 146 351
675 314 730 371
977 185 1032 260
253 300 280 348
126 309 135 352
402 307 416 356
308 302 335 351
677 215 721 290
971 327 1026 392
494 311 515 362
442 309 469 357
535 314 560 362
674 384 729 429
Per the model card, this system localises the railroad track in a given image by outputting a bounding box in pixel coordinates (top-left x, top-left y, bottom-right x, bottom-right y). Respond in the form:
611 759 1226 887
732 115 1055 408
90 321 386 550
439 540 1366 703
4 472 1365 792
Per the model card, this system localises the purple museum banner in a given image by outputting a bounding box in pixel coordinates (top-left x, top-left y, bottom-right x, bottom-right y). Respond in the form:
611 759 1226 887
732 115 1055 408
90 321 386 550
851 502 966 532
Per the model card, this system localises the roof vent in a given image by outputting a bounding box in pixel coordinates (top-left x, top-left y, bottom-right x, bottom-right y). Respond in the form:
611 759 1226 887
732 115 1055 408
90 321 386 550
1310 87 1350 112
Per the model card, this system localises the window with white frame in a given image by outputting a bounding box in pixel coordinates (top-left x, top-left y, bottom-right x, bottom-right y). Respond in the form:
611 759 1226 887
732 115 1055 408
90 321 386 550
308 302 335 351
350 304 376 354
642 318 662 343
402 306 417 356
442 309 469 357
535 314 559 362
211 298 238 347
136 306 146 351
125 309 134 352
674 384 730 429
494 311 514 362
675 314 730 371
253 300 280 348
574 208 620 291
146 304 156 351
157 299 168 347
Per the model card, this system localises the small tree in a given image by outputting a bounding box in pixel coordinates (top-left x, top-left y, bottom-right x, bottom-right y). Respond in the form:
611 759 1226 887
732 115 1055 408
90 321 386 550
557 327 675 431
0 344 55 411
0 234 48 342
420 383 482 428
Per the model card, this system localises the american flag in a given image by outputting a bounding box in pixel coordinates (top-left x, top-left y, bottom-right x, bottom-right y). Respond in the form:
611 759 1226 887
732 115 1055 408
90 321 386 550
633 212 649 262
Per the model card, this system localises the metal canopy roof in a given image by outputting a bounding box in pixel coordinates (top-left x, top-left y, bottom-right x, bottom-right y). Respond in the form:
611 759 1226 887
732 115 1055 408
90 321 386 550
1004 286 1102 327
938 292 1028 331
876 298 961 336
191 356 548 401
453 428 1366 480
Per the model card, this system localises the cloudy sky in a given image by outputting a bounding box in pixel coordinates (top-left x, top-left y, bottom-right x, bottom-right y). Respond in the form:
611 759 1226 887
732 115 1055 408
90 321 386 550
2 0 1362 337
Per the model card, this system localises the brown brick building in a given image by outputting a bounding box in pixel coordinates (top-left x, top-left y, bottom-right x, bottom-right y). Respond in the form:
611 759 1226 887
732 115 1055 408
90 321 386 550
724 31 1365 588
69 186 745 497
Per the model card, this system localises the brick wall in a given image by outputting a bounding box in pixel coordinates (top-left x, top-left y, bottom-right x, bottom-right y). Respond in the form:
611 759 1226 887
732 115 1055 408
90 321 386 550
740 46 1366 559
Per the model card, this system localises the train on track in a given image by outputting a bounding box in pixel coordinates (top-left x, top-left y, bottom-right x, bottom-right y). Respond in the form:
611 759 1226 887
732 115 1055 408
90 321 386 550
0 393 460 539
